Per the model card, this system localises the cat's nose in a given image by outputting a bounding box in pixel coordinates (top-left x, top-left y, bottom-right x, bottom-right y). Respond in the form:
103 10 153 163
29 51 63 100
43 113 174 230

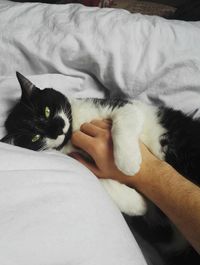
56 127 64 136
49 118 65 138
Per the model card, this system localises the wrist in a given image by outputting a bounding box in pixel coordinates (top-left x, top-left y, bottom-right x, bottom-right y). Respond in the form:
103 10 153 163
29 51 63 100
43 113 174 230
128 159 169 191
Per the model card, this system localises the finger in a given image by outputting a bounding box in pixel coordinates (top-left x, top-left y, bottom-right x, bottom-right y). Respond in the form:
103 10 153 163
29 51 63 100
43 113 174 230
90 119 112 129
71 131 95 155
80 122 101 137
103 119 112 125
69 152 101 177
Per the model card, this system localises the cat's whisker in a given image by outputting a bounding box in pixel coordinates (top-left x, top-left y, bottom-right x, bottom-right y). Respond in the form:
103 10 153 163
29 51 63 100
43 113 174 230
38 145 46 151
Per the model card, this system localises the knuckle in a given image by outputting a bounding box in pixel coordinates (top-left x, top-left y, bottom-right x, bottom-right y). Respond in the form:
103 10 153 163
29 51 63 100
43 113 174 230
91 119 100 124
80 122 88 130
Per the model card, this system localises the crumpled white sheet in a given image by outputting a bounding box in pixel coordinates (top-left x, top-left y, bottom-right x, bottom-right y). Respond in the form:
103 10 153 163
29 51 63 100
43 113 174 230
1 1 200 264
1 1 200 114
0 143 147 265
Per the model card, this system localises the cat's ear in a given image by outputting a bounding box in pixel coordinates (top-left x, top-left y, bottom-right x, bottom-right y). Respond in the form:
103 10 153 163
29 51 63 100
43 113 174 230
16 72 39 101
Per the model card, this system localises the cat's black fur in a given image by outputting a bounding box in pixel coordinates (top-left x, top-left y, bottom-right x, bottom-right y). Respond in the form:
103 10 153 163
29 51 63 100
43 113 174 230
125 107 200 265
2 83 72 151
1 75 200 265
172 0 200 21
160 107 200 185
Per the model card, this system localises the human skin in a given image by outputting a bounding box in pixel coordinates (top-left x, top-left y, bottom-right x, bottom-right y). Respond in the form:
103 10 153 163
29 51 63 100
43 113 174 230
70 119 200 254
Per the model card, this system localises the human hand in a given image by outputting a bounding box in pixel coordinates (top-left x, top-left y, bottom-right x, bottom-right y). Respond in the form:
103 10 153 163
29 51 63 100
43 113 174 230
70 119 131 183
70 119 160 186
70 121 200 253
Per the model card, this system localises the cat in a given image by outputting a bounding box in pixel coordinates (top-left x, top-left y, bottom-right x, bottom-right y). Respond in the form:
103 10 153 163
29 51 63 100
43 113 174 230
2 72 153 216
1 72 200 265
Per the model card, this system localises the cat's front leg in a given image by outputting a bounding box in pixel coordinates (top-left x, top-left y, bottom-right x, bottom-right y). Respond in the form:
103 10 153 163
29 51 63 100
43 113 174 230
100 179 147 216
111 104 144 176
61 140 77 154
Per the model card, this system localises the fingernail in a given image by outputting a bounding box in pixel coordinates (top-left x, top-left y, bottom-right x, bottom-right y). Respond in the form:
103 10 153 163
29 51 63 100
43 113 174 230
68 152 76 157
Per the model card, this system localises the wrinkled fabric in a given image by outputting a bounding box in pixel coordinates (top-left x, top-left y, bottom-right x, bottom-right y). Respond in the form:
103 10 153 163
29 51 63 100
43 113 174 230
0 1 200 112
0 143 147 265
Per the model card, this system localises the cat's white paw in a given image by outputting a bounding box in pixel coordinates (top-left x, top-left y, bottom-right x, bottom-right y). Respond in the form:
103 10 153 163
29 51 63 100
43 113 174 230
114 144 142 176
101 179 147 216
61 141 76 154
121 189 147 216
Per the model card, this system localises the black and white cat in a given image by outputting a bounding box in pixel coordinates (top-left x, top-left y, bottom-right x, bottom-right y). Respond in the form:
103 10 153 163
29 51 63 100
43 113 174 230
1 72 200 264
2 72 166 216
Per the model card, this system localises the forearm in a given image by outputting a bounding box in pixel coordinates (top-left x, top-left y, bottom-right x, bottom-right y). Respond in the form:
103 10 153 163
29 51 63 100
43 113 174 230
70 122 200 253
129 160 200 253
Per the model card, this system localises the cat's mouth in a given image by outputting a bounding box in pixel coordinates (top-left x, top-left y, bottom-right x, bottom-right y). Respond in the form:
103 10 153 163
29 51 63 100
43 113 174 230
45 134 65 150
55 127 72 151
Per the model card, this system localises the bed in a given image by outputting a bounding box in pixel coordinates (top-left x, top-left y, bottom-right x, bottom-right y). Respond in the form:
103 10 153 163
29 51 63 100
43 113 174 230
0 1 200 264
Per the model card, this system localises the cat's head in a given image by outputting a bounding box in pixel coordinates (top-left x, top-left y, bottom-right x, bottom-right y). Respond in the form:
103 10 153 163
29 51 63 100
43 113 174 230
1 72 72 151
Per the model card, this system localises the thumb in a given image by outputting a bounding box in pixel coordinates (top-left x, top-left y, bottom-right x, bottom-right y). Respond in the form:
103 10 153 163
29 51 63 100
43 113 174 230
69 152 101 177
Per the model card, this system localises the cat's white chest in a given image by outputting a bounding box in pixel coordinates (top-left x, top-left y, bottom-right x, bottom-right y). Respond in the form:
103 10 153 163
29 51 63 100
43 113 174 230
70 99 112 131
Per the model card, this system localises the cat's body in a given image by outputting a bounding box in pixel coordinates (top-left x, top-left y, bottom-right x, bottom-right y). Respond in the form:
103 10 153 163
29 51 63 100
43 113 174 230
61 97 166 216
2 73 200 264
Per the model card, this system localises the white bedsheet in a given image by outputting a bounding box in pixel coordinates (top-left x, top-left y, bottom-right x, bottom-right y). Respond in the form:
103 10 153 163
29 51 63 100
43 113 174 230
0 143 147 265
0 1 200 265
1 1 200 114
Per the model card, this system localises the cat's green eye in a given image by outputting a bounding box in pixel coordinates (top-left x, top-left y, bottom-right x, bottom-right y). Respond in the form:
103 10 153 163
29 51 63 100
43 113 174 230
45 106 50 118
32 134 41 143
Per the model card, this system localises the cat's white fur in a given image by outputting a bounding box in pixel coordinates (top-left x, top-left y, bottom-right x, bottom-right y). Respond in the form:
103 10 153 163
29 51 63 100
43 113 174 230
58 110 70 134
57 99 166 216
46 135 65 149
45 110 70 149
